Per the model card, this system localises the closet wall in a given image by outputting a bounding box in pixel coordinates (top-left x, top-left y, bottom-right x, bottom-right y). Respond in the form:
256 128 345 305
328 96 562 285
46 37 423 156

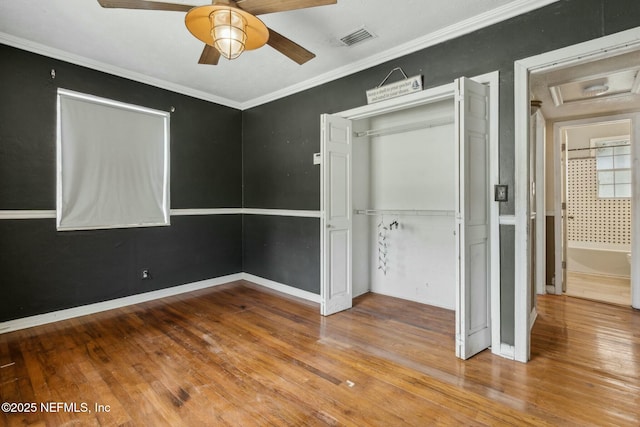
352 100 456 309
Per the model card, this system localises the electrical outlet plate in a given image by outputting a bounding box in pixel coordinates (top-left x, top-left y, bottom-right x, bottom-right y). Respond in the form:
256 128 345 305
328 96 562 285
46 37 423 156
313 153 321 165
494 185 508 202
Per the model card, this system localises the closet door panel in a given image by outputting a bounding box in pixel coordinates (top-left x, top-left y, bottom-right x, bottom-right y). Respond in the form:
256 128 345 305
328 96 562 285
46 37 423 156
321 114 353 316
456 77 492 360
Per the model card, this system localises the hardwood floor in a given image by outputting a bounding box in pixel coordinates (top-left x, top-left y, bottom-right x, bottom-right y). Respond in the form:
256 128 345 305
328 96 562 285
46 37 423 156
566 271 631 306
1 281 639 426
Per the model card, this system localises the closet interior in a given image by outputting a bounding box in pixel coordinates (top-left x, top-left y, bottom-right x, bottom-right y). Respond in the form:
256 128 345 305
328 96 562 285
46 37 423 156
351 98 457 309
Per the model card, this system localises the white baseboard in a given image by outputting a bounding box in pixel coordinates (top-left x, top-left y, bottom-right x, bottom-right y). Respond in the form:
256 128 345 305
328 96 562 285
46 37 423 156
0 273 242 334
241 273 321 303
529 307 538 331
497 343 516 360
0 273 321 334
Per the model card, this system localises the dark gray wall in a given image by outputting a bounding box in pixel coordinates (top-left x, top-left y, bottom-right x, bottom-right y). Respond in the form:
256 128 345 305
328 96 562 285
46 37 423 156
242 0 640 345
242 215 320 293
2 0 639 334
0 44 243 322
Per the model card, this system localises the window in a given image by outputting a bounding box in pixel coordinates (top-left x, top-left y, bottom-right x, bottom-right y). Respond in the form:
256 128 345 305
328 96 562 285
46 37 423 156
57 89 170 231
592 136 631 198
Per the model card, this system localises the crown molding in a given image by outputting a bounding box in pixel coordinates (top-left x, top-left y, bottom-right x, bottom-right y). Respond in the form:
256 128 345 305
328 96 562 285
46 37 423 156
240 0 560 109
0 32 242 110
1 0 558 111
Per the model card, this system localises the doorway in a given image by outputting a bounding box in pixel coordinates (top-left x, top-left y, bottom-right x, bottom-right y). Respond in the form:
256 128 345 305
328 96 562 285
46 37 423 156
514 27 640 363
556 118 633 306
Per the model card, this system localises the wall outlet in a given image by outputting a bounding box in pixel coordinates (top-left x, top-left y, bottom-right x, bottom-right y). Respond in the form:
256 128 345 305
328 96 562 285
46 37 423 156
494 185 508 202
141 269 151 279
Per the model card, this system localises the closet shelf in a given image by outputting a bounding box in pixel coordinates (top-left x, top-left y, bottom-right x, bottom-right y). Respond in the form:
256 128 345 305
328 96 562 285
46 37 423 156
354 209 456 217
354 117 454 138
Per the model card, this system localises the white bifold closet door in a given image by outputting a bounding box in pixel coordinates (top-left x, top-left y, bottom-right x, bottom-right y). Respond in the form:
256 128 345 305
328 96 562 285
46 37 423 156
321 77 491 360
320 114 353 316
454 77 491 360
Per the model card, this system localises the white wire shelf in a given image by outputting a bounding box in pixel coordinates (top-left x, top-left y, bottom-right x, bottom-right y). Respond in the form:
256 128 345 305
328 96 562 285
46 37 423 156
354 209 456 217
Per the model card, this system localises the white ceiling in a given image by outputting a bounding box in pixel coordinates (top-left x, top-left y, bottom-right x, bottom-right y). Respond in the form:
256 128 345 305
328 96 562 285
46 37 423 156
531 50 640 121
1 0 556 109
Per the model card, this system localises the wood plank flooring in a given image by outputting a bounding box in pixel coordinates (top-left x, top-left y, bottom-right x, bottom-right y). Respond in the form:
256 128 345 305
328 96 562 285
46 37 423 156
1 280 639 426
566 271 631 306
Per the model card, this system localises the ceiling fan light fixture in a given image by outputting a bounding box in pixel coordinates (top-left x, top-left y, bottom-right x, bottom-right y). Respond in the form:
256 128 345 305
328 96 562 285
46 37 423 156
211 9 247 60
186 4 269 63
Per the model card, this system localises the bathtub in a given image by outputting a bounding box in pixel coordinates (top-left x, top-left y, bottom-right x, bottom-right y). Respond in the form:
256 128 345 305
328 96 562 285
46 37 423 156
567 241 631 278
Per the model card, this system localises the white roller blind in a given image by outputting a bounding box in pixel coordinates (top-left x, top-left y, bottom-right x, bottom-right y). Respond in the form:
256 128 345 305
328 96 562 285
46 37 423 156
56 89 170 231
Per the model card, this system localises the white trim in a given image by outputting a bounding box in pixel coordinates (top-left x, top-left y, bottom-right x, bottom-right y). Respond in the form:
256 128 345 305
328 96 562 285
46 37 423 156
242 0 558 109
0 273 321 334
499 215 516 225
170 208 242 216
337 83 456 120
514 59 531 363
0 32 242 110
242 208 321 218
529 306 538 330
498 343 515 360
534 110 546 297
514 27 640 363
0 208 322 220
0 210 56 219
0 273 243 334
241 273 321 303
487 71 502 357
553 120 564 296
0 1 557 111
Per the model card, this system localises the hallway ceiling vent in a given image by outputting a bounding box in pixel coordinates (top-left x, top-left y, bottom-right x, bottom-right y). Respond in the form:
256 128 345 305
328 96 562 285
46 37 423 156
340 27 375 46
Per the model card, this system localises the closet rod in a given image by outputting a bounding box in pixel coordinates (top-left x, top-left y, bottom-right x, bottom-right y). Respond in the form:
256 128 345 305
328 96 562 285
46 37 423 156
354 209 456 217
567 142 629 152
355 117 453 138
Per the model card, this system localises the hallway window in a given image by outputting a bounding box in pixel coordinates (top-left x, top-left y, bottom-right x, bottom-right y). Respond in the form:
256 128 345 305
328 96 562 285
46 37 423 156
593 136 631 198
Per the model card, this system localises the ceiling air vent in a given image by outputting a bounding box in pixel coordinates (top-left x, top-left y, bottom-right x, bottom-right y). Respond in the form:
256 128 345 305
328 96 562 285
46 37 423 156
340 27 375 47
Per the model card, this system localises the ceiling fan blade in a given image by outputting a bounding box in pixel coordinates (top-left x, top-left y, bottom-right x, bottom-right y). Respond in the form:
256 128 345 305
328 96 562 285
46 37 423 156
236 0 336 15
97 0 194 12
198 44 220 65
267 28 315 65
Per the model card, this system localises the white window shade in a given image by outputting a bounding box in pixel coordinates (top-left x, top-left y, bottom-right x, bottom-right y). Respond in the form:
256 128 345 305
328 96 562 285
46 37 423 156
56 89 170 231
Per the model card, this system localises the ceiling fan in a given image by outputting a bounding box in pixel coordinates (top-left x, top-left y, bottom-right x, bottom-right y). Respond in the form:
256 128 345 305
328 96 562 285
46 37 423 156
97 0 337 65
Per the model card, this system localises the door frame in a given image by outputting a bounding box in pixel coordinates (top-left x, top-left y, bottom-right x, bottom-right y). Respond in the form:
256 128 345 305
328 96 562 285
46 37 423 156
553 114 637 297
514 26 640 363
321 70 502 356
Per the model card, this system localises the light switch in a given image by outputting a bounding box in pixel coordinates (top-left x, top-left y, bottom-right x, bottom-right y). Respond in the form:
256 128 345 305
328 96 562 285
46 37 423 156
313 153 322 165
495 185 508 202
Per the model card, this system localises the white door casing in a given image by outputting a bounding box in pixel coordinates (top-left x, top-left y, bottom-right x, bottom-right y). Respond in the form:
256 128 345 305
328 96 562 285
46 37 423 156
320 114 353 316
455 77 492 359
514 27 640 362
